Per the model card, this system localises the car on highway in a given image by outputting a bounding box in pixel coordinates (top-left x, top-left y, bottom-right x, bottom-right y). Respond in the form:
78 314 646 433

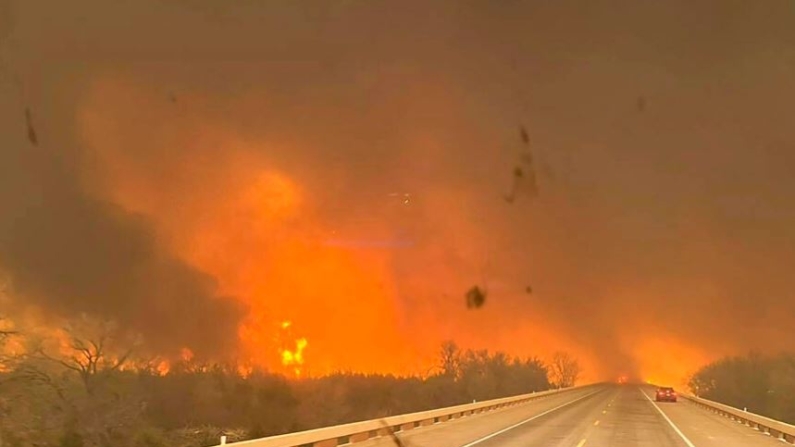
656 387 678 402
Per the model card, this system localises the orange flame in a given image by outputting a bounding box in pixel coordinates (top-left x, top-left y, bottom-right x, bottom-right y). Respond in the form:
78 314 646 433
180 347 194 362
237 363 254 378
156 359 170 375
281 337 308 375
278 320 308 376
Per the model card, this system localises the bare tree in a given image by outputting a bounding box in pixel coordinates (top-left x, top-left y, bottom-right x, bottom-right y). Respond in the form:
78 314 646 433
549 351 581 388
438 341 461 378
25 315 149 446
36 315 137 395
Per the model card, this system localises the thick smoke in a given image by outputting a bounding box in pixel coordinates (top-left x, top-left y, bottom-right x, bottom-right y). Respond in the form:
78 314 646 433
0 6 245 356
2 0 795 379
0 121 245 356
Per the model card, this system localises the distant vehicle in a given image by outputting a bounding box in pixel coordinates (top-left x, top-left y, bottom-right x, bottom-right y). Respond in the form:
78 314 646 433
656 387 678 402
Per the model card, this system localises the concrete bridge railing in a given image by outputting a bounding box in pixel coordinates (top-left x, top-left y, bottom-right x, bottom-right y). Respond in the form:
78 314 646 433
680 393 795 444
213 384 595 447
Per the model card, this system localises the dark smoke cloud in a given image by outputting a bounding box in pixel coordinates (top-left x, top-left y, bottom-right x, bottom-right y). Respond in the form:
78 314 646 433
2 0 795 378
0 4 245 356
0 122 245 356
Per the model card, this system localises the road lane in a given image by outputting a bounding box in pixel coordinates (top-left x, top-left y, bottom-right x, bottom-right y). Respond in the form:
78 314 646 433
471 384 690 447
354 385 690 447
457 390 602 447
350 385 606 447
470 383 620 447
640 387 787 447
575 386 687 446
346 385 790 447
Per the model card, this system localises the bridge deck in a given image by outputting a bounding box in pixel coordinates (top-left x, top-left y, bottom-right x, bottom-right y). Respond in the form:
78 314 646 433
349 385 785 447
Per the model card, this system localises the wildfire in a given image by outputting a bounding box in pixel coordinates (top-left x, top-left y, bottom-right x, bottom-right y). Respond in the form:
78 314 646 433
75 77 544 376
277 320 308 376
633 336 709 388
237 363 254 378
281 337 308 376
156 359 170 375
180 347 194 362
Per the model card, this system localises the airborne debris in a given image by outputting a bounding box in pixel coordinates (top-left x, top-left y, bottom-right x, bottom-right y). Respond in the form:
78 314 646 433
379 420 408 447
526 286 533 294
24 108 38 146
505 124 539 203
637 96 646 112
388 192 412 205
504 163 538 203
465 286 487 309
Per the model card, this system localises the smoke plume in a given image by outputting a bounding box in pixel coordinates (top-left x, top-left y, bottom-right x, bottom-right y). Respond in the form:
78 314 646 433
1 0 794 380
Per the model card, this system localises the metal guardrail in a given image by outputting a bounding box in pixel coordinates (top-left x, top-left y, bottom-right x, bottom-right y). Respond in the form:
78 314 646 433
680 393 795 444
215 384 595 447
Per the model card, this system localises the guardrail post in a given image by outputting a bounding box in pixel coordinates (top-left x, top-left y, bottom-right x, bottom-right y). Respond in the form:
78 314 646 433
350 432 370 443
315 439 338 447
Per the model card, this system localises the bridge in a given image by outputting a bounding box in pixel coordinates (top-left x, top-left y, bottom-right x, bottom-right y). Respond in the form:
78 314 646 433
215 384 795 447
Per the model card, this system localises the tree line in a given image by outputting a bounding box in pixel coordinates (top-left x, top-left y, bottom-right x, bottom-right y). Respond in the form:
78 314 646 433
688 352 795 424
0 316 580 447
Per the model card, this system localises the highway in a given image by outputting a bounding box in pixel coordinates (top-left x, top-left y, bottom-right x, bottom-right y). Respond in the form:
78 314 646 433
348 384 787 447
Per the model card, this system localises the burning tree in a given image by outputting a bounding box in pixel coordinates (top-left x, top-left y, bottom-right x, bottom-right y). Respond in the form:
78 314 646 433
36 316 139 395
549 351 581 388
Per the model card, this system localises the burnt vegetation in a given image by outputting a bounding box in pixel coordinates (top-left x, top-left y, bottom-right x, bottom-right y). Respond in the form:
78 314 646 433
0 319 556 447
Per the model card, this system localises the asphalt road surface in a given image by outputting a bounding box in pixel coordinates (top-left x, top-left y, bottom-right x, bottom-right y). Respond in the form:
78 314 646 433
354 384 788 447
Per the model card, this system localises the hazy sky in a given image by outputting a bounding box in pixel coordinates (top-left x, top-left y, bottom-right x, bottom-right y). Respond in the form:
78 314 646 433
1 0 794 382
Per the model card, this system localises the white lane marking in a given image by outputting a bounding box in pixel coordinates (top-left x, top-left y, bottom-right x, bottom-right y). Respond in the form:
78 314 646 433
458 389 603 447
640 388 697 447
